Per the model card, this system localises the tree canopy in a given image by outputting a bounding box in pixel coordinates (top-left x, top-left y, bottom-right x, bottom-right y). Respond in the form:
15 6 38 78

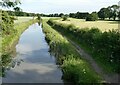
0 0 21 8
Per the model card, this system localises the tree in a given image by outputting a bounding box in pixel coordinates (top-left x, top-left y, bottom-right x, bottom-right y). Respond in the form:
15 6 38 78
59 13 64 17
107 6 113 20
14 7 21 12
118 12 120 20
111 5 119 20
86 12 98 21
98 8 108 20
37 14 41 20
69 13 75 18
0 0 21 8
62 15 68 21
91 12 98 20
54 13 59 17
1 0 21 35
14 7 22 16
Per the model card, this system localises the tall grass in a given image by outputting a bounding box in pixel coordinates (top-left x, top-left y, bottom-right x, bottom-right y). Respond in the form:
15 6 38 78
42 19 103 84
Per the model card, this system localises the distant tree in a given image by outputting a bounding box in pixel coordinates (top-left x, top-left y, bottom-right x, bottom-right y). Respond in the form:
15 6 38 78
54 13 59 17
86 12 98 21
107 6 113 20
86 14 92 21
69 13 75 18
98 8 108 20
59 13 64 17
111 5 119 20
37 14 41 20
118 12 120 20
75 12 80 18
14 7 21 12
62 15 68 21
14 7 22 16
91 12 98 20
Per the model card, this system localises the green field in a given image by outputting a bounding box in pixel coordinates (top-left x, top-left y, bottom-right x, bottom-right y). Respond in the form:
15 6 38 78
14 17 34 24
55 18 119 32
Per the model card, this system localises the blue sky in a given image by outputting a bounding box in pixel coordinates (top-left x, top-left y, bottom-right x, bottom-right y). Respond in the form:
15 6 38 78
1 0 120 14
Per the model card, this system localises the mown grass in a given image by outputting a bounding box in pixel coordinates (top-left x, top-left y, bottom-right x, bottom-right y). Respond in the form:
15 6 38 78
47 18 120 74
42 19 103 84
55 18 119 32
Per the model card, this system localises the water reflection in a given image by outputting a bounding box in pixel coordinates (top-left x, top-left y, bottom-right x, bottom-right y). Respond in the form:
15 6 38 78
5 59 24 71
38 21 41 26
2 23 63 83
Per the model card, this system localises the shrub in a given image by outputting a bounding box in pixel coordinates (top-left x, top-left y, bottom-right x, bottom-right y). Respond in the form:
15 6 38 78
2 11 14 35
62 15 68 21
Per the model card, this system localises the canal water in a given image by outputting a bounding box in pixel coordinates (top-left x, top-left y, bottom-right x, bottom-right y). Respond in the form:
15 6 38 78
2 23 63 83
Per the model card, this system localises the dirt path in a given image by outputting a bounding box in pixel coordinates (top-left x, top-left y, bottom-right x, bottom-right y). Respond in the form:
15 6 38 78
64 36 119 83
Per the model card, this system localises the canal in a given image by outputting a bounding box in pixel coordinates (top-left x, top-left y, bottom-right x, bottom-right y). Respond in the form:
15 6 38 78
2 23 63 83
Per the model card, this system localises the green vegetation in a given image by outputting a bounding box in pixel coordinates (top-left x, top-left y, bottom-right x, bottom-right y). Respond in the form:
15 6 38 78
47 19 120 73
86 12 98 21
62 15 68 21
98 5 119 20
62 58 102 83
42 19 102 84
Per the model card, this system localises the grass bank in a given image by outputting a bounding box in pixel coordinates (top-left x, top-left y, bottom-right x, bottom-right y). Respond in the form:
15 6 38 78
47 19 120 73
42 19 103 84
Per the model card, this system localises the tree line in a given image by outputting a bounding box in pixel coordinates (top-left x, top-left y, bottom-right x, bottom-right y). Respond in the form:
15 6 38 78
6 10 40 17
71 5 120 21
4 3 120 21
43 4 120 21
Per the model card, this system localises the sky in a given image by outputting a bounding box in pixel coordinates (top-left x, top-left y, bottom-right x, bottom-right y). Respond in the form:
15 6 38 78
1 0 120 14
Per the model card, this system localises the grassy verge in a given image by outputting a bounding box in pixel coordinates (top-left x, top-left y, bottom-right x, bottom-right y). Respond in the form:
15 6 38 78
47 18 120 73
1 19 38 76
2 19 37 52
42 19 103 84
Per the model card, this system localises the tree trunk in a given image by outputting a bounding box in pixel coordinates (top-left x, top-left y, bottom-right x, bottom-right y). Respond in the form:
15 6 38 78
113 17 116 21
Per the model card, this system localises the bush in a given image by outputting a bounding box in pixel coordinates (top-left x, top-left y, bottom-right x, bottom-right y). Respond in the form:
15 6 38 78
62 15 68 21
1 11 14 35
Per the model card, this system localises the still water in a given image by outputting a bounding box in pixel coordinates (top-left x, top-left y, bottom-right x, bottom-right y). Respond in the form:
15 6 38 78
2 23 63 83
